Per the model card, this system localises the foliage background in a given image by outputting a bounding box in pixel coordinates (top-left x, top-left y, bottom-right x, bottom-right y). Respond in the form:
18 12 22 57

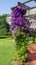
0 14 11 37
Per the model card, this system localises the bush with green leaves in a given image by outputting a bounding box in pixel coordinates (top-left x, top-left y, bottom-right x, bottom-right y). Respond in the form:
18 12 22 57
15 32 28 61
0 14 10 37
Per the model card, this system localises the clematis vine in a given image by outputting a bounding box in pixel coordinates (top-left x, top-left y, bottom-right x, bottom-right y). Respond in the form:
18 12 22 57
10 5 29 33
10 5 36 39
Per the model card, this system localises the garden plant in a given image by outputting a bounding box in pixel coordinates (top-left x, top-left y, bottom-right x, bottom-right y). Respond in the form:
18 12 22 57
9 5 36 65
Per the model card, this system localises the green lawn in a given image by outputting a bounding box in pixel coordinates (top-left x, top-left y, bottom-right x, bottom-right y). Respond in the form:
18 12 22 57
0 38 36 65
0 38 16 65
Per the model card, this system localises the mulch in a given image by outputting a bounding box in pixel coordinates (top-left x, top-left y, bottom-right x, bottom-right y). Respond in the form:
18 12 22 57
27 44 36 65
10 44 36 65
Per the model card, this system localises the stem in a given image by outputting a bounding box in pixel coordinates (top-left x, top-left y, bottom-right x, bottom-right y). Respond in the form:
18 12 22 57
33 34 35 43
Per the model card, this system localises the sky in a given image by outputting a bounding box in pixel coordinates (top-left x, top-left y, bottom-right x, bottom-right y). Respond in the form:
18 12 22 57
0 0 36 15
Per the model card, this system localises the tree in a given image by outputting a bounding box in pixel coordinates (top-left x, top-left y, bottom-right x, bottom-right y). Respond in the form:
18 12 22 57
0 14 10 37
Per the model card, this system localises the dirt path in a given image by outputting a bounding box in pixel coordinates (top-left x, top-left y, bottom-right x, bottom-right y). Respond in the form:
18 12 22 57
28 44 36 65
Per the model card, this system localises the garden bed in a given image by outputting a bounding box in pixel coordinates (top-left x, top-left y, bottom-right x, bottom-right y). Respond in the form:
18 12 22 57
10 44 36 65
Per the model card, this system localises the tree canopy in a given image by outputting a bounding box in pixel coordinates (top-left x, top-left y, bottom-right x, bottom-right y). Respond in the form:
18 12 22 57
0 14 10 37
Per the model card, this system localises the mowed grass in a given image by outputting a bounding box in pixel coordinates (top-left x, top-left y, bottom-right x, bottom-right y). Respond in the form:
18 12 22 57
0 38 16 65
0 38 36 65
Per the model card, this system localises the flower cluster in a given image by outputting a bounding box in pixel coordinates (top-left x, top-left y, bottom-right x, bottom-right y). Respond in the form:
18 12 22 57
11 6 26 18
10 6 29 32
